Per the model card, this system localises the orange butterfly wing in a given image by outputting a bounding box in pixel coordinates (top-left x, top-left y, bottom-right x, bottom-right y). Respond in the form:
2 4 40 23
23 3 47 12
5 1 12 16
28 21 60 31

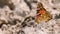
36 3 52 24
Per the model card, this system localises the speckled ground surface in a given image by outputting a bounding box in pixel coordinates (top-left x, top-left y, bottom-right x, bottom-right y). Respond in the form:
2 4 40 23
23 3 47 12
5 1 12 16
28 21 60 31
0 0 60 34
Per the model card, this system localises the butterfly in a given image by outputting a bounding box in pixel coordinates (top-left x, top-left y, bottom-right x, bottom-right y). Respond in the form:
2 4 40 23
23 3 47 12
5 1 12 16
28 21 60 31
36 2 52 24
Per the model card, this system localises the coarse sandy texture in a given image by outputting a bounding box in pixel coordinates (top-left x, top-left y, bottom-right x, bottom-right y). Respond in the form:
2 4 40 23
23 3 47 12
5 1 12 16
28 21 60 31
0 0 60 34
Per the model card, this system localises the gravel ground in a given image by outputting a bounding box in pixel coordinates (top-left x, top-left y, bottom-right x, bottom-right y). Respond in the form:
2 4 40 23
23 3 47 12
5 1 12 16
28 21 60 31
0 0 60 34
